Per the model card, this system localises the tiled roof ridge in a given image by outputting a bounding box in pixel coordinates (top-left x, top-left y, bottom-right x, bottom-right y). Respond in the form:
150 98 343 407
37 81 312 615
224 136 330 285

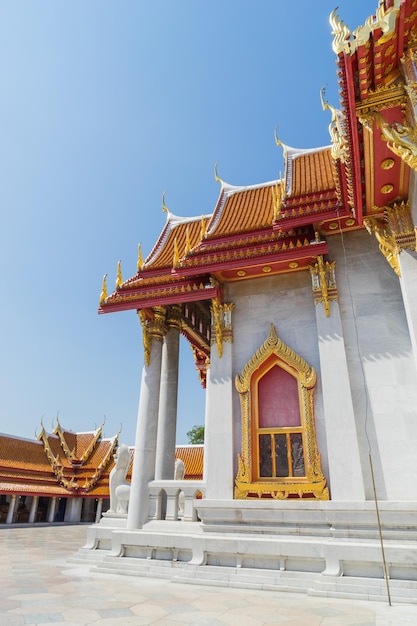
0 432 44 445
206 180 280 238
286 146 333 198
144 212 212 268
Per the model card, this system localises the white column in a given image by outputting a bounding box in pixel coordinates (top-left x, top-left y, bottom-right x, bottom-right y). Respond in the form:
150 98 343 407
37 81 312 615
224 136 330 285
399 251 417 376
28 496 39 524
316 300 365 500
127 307 166 529
47 497 57 523
155 306 181 480
95 498 103 523
6 495 17 524
204 329 234 499
64 498 83 522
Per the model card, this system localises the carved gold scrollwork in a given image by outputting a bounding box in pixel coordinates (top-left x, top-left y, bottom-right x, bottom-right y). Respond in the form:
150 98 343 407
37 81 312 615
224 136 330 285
364 216 401 276
235 324 328 501
309 256 338 317
365 201 416 273
364 110 417 172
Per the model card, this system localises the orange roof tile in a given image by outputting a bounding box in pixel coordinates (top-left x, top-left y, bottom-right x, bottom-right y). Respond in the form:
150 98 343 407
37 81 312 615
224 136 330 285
205 183 275 239
175 445 204 479
0 435 51 472
286 147 336 197
144 215 209 270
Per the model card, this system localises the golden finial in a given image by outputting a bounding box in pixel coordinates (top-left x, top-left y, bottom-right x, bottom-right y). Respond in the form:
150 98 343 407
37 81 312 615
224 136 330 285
173 237 180 267
274 126 288 157
200 214 207 240
100 274 107 304
162 190 169 214
137 243 144 272
274 126 282 148
214 161 224 185
116 260 122 289
184 225 191 255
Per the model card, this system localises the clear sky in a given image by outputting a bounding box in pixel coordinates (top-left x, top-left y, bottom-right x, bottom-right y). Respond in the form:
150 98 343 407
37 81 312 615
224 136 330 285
0 0 377 446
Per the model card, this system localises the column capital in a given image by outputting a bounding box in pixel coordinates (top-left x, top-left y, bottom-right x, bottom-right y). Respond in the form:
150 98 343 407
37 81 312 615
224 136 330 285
211 300 235 357
138 306 168 366
166 304 182 331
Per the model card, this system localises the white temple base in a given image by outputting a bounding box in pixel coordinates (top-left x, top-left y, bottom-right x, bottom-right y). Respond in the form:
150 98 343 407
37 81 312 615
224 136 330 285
76 500 417 604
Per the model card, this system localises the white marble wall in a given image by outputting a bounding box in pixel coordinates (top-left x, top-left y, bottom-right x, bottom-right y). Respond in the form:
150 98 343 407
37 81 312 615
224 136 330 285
326 231 417 500
226 272 328 487
224 229 417 501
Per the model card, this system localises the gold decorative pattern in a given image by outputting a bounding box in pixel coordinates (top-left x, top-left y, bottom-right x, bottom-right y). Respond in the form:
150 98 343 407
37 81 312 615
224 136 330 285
385 200 416 250
381 183 394 194
309 256 338 317
381 158 395 170
166 304 182 331
235 324 328 501
138 307 167 366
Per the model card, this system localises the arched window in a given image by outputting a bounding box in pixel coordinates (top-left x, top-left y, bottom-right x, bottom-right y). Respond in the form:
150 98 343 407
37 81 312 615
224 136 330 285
235 324 328 500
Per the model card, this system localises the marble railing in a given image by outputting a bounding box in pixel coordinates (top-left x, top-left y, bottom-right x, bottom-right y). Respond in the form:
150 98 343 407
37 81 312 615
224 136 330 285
148 480 206 522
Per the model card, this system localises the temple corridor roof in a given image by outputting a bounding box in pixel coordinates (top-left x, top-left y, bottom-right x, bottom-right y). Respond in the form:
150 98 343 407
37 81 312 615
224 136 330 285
0 425 204 499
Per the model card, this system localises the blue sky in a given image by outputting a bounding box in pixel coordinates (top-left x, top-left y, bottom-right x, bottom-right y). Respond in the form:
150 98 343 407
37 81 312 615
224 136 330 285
0 0 377 445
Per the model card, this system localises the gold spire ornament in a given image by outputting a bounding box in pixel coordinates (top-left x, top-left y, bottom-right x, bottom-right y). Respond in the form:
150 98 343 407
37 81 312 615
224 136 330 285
214 161 224 185
137 243 144 272
100 274 107 304
200 214 207 240
116 260 123 289
184 225 191 255
162 190 169 214
320 87 347 162
173 237 180 267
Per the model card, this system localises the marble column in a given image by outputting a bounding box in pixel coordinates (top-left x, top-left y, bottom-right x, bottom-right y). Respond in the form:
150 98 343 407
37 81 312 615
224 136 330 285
155 306 181 480
6 495 17 524
315 299 365 500
127 307 166 530
204 303 235 499
399 250 417 376
28 496 39 523
64 498 82 522
95 498 103 523
47 497 57 523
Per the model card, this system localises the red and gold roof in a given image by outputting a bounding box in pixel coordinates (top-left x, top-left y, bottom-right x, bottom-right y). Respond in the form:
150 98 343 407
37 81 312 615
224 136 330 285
99 0 417 367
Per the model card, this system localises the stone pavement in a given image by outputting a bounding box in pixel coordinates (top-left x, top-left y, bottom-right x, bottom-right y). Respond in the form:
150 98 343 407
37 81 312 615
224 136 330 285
1 524 416 626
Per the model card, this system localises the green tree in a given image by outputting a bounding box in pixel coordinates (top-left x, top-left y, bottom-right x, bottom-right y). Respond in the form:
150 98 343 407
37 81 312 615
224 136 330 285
186 425 205 444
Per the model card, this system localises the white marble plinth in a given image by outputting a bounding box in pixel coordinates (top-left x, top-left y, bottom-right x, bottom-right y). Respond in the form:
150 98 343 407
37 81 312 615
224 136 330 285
78 500 417 603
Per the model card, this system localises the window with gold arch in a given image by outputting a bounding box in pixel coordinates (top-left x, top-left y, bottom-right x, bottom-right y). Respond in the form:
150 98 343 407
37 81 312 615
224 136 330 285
235 324 328 500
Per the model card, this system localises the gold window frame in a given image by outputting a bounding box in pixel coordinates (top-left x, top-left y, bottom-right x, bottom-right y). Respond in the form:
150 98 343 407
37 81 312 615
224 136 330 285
235 324 329 500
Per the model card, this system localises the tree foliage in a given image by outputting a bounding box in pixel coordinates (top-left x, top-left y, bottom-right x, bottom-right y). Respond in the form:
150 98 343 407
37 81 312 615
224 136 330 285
186 425 205 444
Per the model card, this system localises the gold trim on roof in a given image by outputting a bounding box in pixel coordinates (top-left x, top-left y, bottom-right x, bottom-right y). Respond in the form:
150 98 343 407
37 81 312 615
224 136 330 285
100 274 107 305
116 260 123 290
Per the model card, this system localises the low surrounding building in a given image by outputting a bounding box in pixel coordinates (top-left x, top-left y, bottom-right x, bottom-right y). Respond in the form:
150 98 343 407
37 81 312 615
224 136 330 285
0 421 203 524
